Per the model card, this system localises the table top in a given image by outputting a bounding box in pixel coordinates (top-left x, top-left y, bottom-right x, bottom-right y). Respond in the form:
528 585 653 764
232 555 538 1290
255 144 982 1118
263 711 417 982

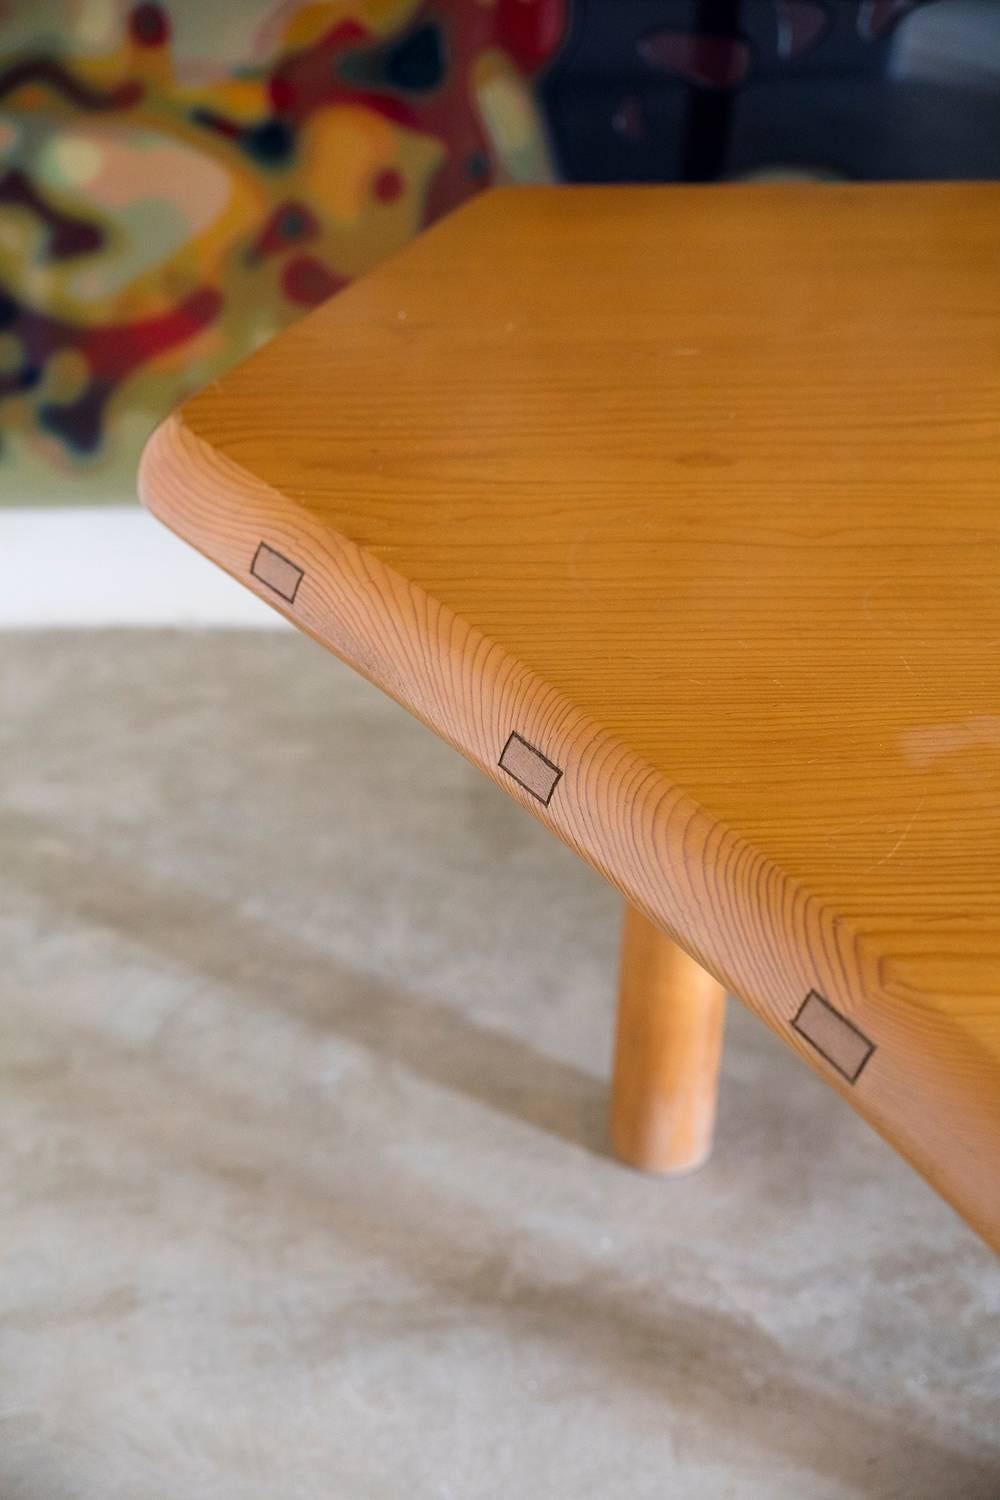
141 183 1000 1249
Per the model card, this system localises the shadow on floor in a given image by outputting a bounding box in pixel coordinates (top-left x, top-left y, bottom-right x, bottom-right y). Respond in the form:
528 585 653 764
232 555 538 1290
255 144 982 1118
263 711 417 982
6 806 610 1157
6 806 999 1496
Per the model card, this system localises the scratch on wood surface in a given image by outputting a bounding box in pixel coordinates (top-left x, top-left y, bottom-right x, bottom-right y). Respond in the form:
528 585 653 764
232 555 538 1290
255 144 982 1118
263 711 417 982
866 792 928 871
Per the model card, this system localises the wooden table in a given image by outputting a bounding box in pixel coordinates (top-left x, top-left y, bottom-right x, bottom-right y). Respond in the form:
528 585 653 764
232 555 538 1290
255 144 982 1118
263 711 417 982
141 183 1000 1250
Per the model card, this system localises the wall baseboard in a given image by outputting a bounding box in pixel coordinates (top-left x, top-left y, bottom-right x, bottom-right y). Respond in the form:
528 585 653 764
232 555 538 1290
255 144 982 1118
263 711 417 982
3 507 287 628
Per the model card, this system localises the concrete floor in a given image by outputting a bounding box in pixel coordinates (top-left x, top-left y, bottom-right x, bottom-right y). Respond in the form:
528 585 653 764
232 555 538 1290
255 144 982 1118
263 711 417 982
2 631 997 1500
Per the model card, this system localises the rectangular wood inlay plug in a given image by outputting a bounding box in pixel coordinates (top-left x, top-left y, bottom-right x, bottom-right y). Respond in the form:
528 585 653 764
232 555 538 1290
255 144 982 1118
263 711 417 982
499 732 562 806
793 990 875 1084
251 542 303 604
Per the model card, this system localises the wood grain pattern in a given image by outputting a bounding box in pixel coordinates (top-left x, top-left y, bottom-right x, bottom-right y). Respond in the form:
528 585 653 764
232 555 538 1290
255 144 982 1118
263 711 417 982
611 905 726 1174
140 183 1000 1249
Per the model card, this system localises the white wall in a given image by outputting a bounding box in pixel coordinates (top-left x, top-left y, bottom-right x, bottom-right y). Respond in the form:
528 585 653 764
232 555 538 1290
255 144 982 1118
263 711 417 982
2 508 285 628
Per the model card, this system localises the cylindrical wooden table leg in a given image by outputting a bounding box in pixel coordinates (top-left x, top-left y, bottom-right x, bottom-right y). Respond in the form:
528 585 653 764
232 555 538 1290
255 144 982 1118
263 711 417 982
610 903 726 1174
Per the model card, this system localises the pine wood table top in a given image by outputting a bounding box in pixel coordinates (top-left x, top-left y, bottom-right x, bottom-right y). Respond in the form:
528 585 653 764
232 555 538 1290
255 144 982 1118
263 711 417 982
141 183 1000 1249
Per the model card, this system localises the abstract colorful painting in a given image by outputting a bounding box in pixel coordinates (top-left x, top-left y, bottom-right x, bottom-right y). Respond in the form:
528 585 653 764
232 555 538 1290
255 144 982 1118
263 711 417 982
1 1 564 501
